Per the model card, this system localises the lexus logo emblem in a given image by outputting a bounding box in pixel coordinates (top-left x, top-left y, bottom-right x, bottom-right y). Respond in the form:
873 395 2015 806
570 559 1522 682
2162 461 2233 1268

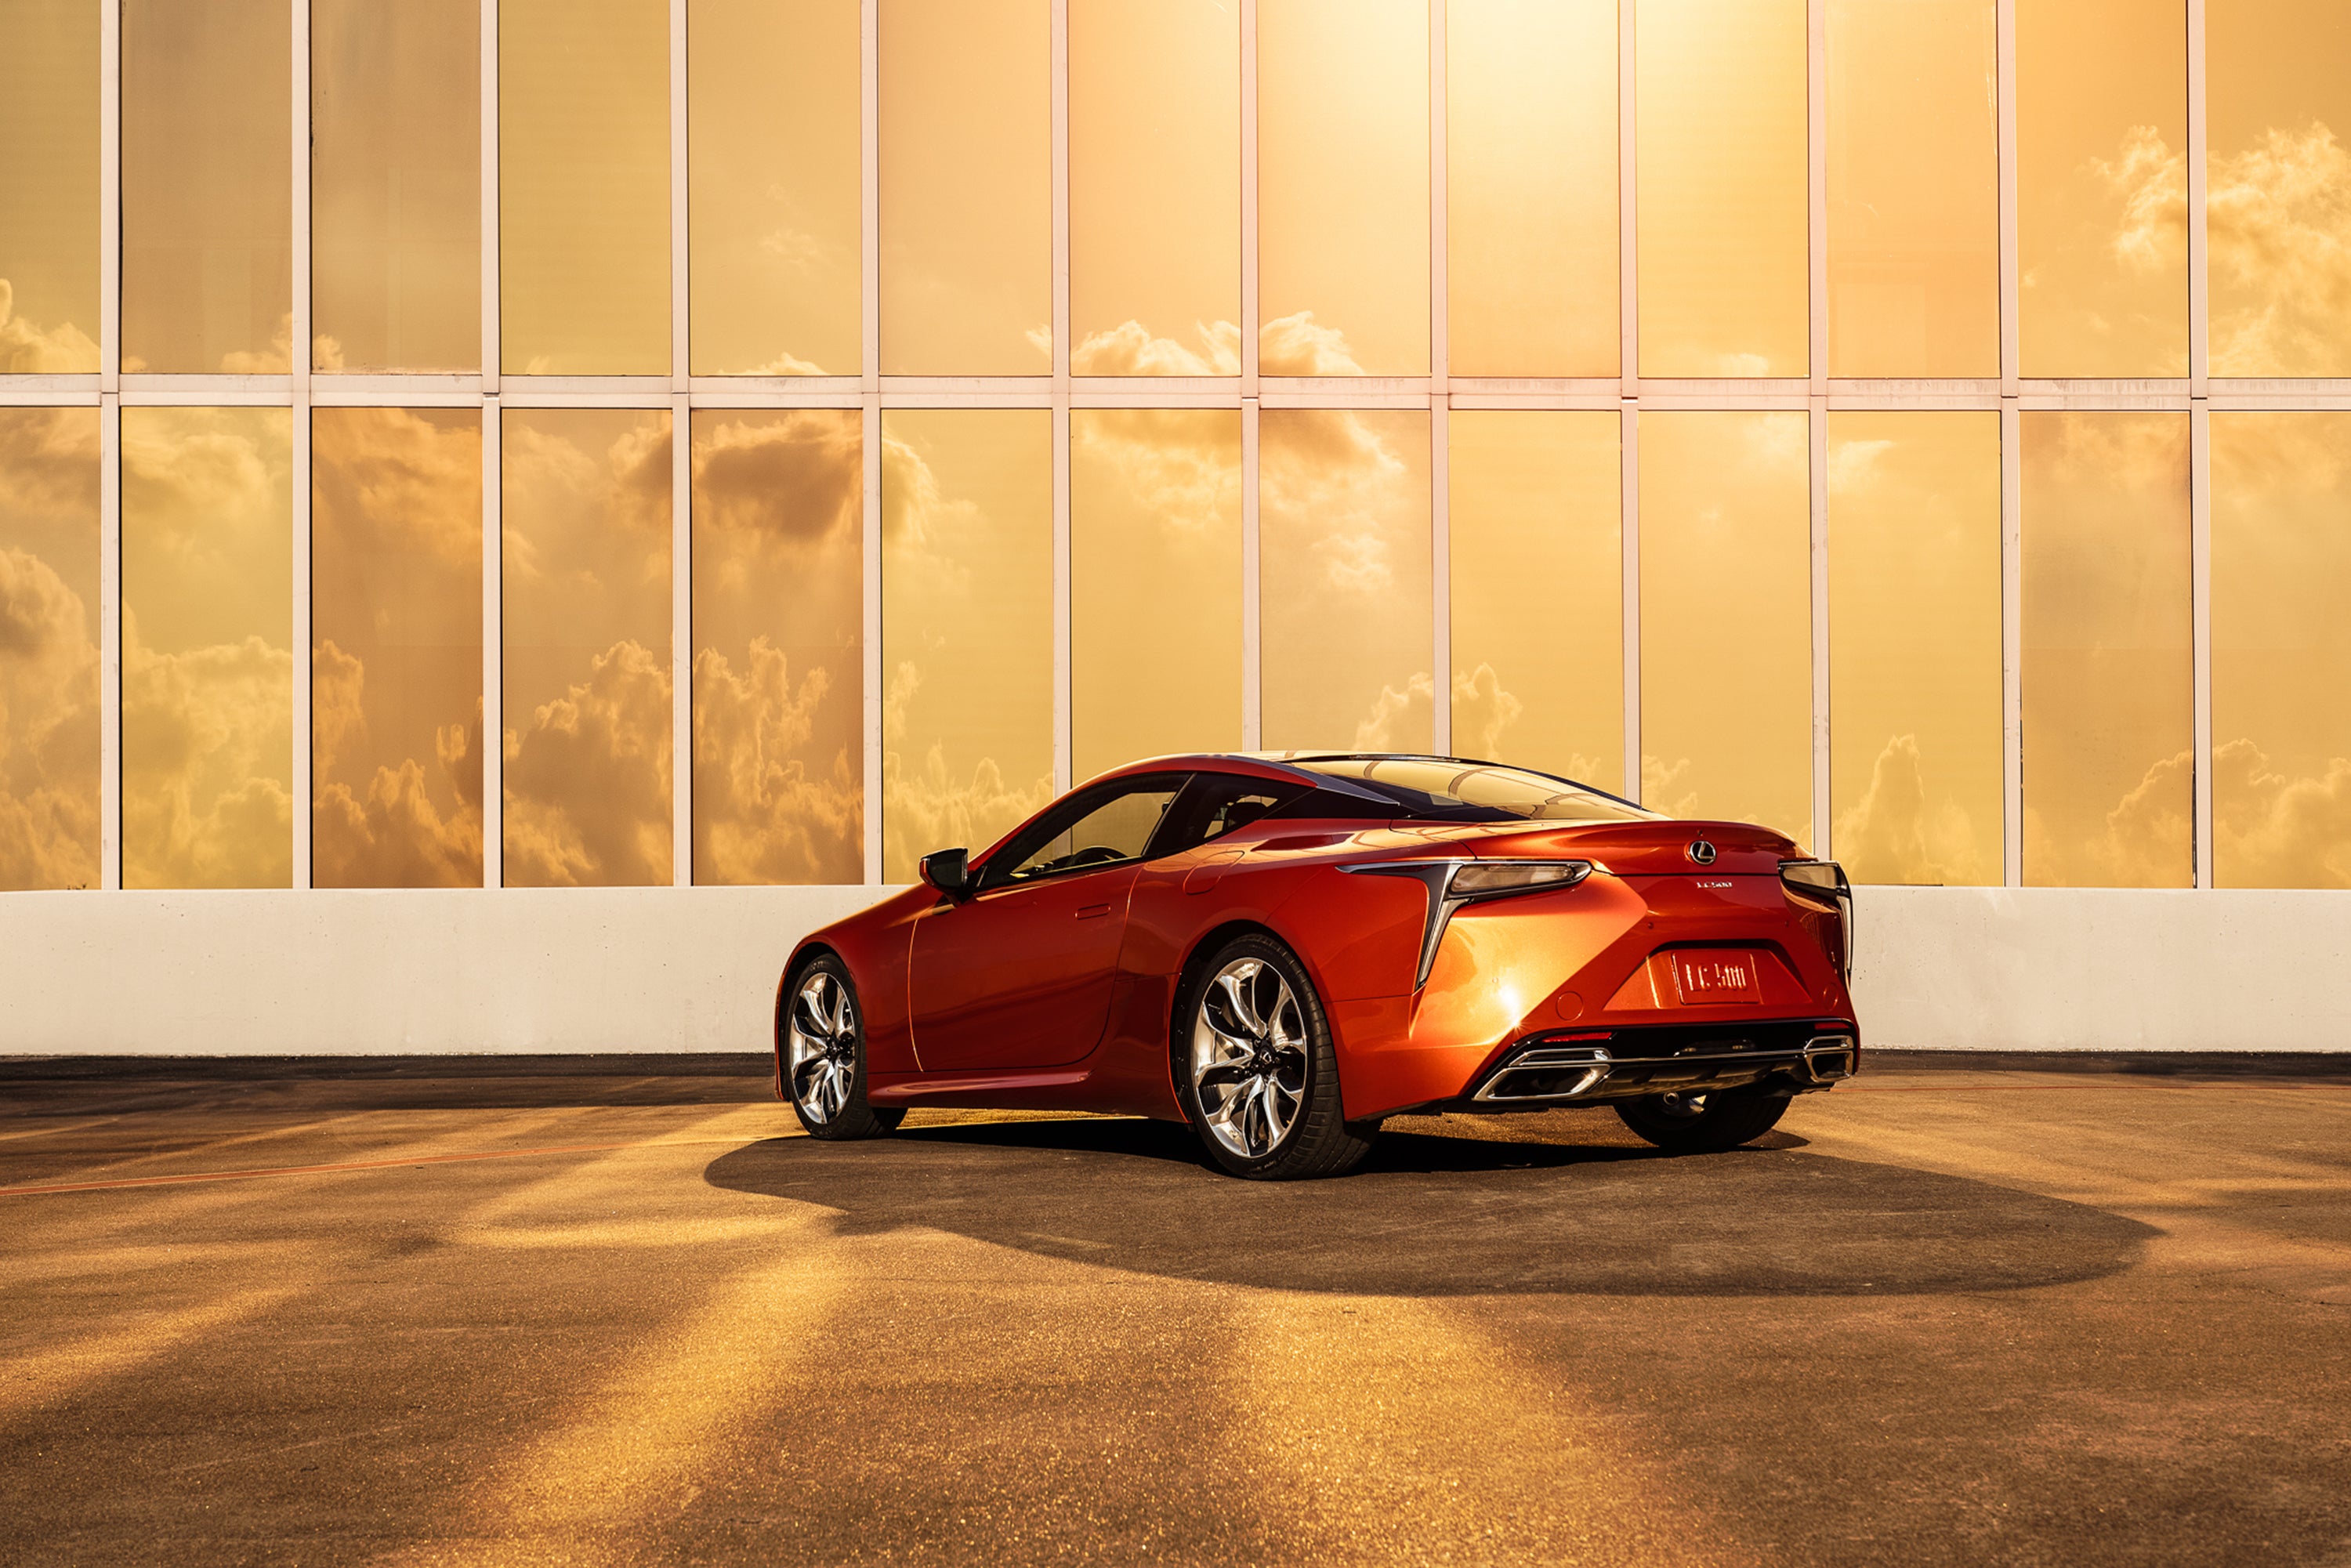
1687 839 1719 866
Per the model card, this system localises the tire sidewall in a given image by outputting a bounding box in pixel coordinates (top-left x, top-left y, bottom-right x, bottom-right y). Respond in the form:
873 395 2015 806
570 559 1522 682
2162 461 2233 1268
1176 934 1334 1177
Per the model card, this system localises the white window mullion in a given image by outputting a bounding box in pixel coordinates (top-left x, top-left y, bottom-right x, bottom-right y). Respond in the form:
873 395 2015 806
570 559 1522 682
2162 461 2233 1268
670 0 692 887
860 0 883 881
1429 0 1450 757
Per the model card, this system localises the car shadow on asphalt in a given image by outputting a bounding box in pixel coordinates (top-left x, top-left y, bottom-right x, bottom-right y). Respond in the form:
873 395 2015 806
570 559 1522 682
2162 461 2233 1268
704 1116 2157 1298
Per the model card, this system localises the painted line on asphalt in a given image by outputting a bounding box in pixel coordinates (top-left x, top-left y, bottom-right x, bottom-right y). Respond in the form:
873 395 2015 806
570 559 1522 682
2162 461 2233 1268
0 1135 773 1199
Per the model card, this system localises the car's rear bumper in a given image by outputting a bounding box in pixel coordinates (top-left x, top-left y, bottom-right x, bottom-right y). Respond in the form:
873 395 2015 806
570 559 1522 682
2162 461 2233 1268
1444 1019 1860 1112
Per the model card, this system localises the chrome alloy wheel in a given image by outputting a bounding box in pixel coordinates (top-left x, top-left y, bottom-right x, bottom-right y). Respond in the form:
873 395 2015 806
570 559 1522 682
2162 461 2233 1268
1190 957 1309 1160
787 969 860 1125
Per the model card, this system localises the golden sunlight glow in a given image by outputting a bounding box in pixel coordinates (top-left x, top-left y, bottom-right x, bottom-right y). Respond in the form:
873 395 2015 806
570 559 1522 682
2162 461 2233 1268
121 0 292 375
882 410 1054 880
2021 412 2191 888
691 409 864 885
0 407 100 889
2208 0 2351 376
2016 0 2188 377
1826 0 1998 378
1636 0 1809 378
0 1 99 374
690 0 861 376
1447 0 1618 377
501 0 671 376
1258 0 1430 377
1447 411 1622 783
879 0 1051 375
121 407 294 889
312 409 484 889
502 408 674 887
311 0 480 373
1639 411 1810 843
1260 409 1433 751
1072 409 1243 779
1069 0 1240 377
2212 413 2351 887
1828 413 2001 885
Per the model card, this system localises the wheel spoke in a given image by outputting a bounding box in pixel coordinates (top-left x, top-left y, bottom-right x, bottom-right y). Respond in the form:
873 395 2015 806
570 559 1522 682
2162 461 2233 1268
1214 965 1266 1037
792 987 834 1045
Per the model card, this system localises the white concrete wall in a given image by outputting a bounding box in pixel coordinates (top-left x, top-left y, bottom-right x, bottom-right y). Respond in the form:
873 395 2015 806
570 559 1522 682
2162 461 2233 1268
1 885 2346 1056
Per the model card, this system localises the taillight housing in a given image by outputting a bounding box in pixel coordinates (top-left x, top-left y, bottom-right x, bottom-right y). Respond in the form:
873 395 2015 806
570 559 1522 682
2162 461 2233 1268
1779 859 1853 983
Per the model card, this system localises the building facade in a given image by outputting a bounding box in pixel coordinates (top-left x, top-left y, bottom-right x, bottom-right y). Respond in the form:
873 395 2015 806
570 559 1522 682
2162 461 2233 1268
2 0 2348 1053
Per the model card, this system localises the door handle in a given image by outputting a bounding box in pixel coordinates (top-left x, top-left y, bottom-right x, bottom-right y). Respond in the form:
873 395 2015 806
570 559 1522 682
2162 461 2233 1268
1076 903 1111 920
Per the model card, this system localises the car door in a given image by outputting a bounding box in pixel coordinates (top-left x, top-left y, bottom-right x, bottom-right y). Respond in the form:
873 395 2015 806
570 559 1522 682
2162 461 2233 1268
907 776 1188 1073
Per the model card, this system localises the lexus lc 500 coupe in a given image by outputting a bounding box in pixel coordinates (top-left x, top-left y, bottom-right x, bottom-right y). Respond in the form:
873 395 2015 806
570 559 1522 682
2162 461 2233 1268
774 753 1860 1179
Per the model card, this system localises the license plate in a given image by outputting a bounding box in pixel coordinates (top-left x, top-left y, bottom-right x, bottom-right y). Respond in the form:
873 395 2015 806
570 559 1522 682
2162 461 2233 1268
1670 949 1762 1005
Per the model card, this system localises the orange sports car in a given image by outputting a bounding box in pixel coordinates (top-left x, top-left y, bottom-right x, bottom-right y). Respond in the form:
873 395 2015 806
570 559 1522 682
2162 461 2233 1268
774 753 1860 1179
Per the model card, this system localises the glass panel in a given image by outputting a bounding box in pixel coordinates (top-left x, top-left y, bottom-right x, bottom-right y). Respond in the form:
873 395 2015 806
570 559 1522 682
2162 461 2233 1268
1639 411 1811 843
1828 412 2001 885
501 408 673 885
121 0 292 374
1636 0 1808 378
1068 0 1241 376
1447 0 1617 377
0 407 100 889
1259 409 1433 749
311 0 480 374
1258 0 1430 376
691 409 864 885
2020 412 2191 887
1447 411 1622 782
1826 0 1998 378
2208 1 2351 376
2016 0 2188 378
121 407 293 888
1071 409 1243 779
878 0 1051 375
500 0 671 375
1004 784 1183 881
2212 413 2351 887
881 409 1053 881
312 408 484 888
689 0 861 376
0 0 99 373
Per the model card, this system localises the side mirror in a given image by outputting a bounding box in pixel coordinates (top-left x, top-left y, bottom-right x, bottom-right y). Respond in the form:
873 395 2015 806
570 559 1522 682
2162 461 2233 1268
918 846 974 901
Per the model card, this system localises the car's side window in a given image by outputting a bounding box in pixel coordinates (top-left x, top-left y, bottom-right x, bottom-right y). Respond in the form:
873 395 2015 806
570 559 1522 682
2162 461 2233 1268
1153 773 1310 858
994 780 1186 885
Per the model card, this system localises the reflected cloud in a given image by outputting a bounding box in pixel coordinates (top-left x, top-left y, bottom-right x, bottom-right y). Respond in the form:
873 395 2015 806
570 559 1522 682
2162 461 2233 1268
2210 121 2351 375
121 616 294 889
1069 319 1242 377
0 407 100 889
1256 310 1365 376
1832 734 1989 886
504 639 673 887
2026 748 2194 890
2214 737 2351 889
691 409 863 885
0 281 100 374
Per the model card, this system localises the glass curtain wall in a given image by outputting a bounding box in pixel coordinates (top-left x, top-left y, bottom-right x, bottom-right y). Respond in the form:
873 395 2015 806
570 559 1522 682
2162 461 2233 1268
4 2 2350 894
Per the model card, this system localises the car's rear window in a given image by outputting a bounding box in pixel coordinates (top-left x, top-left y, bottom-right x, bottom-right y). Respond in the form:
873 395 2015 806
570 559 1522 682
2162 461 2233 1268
1292 758 1655 823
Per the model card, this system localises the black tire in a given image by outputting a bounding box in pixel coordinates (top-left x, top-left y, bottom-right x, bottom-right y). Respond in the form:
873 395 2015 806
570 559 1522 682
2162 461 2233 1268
781 955 905 1141
1614 1090 1788 1153
1174 933 1379 1179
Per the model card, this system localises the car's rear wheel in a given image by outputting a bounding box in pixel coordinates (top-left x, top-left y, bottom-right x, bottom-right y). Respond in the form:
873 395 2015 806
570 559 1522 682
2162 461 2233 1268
1177 934 1378 1179
784 957 905 1140
1615 1089 1788 1153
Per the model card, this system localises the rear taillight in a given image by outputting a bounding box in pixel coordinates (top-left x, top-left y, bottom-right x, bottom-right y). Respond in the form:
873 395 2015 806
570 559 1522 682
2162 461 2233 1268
1779 860 1853 983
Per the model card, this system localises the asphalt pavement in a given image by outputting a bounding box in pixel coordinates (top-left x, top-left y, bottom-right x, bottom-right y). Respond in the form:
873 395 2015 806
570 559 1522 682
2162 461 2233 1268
2 1052 2347 1566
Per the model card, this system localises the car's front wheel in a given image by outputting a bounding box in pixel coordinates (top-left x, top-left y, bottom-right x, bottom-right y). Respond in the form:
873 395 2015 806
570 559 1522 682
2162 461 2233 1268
1615 1089 1787 1153
783 956 904 1140
1177 934 1378 1179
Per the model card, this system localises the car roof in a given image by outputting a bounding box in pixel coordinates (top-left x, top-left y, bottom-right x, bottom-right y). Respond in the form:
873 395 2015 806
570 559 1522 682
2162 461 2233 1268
1078 751 1643 809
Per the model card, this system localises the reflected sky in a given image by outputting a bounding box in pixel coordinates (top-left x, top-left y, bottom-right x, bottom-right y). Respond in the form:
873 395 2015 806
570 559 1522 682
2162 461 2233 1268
312 408 483 889
502 408 673 887
691 408 864 885
0 407 100 889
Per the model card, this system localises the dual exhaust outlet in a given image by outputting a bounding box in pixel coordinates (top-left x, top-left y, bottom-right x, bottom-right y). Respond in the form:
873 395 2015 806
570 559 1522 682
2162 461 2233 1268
1473 1034 1860 1106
